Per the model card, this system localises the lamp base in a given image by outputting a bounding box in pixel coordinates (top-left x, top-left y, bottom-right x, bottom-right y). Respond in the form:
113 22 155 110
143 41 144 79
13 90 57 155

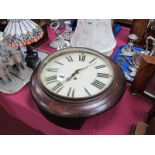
25 46 40 69
0 66 33 94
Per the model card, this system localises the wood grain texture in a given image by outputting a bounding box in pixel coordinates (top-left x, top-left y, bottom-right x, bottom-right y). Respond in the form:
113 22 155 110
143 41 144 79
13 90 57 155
131 56 155 103
130 19 149 45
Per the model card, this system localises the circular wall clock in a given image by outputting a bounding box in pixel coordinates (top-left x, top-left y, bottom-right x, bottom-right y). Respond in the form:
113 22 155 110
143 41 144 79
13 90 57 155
30 47 126 118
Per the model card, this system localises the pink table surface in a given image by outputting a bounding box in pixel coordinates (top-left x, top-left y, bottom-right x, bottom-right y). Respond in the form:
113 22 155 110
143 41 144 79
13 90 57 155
0 26 153 134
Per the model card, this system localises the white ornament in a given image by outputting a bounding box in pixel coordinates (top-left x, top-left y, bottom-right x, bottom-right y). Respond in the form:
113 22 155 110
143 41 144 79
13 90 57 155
70 19 116 56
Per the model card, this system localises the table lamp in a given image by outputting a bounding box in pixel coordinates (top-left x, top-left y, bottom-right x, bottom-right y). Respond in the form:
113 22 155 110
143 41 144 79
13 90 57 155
3 19 44 68
70 19 116 56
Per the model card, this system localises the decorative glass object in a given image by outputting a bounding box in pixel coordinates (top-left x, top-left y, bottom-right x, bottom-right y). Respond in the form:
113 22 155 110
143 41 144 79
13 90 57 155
3 19 43 47
70 19 116 56
121 34 138 56
49 20 71 50
61 20 73 41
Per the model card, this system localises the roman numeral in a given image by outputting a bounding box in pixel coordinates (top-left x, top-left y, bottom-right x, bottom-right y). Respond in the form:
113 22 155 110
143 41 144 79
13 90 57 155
79 54 86 62
95 65 106 69
46 80 57 85
52 82 64 91
84 87 91 96
66 56 73 62
46 68 59 72
45 75 57 81
91 79 105 89
89 57 97 64
67 87 75 97
55 60 64 65
97 73 109 78
56 86 64 93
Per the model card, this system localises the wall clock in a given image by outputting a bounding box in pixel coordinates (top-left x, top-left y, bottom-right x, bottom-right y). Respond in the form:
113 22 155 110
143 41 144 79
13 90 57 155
30 47 126 122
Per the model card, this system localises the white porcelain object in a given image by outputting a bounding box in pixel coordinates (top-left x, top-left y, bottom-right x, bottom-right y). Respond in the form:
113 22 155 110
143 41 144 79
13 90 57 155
70 19 116 56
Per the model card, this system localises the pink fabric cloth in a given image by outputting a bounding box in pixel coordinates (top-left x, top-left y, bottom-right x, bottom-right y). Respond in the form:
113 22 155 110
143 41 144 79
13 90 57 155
0 26 153 134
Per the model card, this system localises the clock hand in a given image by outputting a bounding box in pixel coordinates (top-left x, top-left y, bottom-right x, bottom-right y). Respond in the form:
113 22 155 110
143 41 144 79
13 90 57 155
74 61 97 73
66 62 97 81
75 61 97 72
66 69 80 81
83 61 97 69
66 67 87 81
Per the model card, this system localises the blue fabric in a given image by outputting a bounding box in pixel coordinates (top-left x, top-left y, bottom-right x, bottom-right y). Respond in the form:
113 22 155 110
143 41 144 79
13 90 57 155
113 24 122 36
113 45 144 82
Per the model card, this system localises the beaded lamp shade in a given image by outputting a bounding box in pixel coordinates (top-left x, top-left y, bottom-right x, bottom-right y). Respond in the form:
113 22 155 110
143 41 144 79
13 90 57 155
3 19 44 47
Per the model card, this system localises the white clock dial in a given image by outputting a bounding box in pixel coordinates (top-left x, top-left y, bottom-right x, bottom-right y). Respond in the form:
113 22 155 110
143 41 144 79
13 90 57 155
40 50 114 98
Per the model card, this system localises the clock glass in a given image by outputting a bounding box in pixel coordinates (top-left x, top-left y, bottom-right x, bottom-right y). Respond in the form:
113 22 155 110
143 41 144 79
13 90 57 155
39 48 114 99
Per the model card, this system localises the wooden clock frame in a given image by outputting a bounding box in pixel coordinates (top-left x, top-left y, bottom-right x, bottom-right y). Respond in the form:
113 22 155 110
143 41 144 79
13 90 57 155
31 54 126 117
30 48 126 119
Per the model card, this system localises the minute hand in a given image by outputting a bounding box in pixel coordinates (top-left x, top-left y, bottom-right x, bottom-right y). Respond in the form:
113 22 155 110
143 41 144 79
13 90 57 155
66 67 88 81
66 69 80 81
66 62 96 81
79 61 97 71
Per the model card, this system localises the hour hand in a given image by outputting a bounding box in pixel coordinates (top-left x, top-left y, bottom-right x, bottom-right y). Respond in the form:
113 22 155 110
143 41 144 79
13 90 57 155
66 66 86 81
66 69 79 81
66 63 96 81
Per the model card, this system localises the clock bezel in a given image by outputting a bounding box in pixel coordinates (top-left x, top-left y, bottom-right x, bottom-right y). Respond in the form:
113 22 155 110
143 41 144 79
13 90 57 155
30 51 126 118
37 47 115 102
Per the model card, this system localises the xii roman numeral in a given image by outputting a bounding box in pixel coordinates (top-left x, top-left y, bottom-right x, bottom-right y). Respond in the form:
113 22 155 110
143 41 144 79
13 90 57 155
79 54 86 62
91 79 105 89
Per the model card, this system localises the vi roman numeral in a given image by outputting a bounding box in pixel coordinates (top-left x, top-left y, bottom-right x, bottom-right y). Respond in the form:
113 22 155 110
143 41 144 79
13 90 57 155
91 79 105 89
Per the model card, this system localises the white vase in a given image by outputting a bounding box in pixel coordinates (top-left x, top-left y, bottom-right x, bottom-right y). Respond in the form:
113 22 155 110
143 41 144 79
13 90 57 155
70 19 116 56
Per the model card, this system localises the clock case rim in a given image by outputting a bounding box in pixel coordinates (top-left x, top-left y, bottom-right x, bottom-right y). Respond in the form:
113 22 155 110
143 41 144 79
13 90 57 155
37 47 115 102
30 47 126 118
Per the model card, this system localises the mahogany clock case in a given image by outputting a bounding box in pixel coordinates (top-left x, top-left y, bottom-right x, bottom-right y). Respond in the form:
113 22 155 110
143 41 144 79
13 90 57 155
30 48 126 121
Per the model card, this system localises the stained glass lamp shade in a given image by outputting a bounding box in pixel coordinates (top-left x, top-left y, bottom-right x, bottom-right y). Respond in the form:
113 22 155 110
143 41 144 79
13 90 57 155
3 19 43 47
3 19 44 68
